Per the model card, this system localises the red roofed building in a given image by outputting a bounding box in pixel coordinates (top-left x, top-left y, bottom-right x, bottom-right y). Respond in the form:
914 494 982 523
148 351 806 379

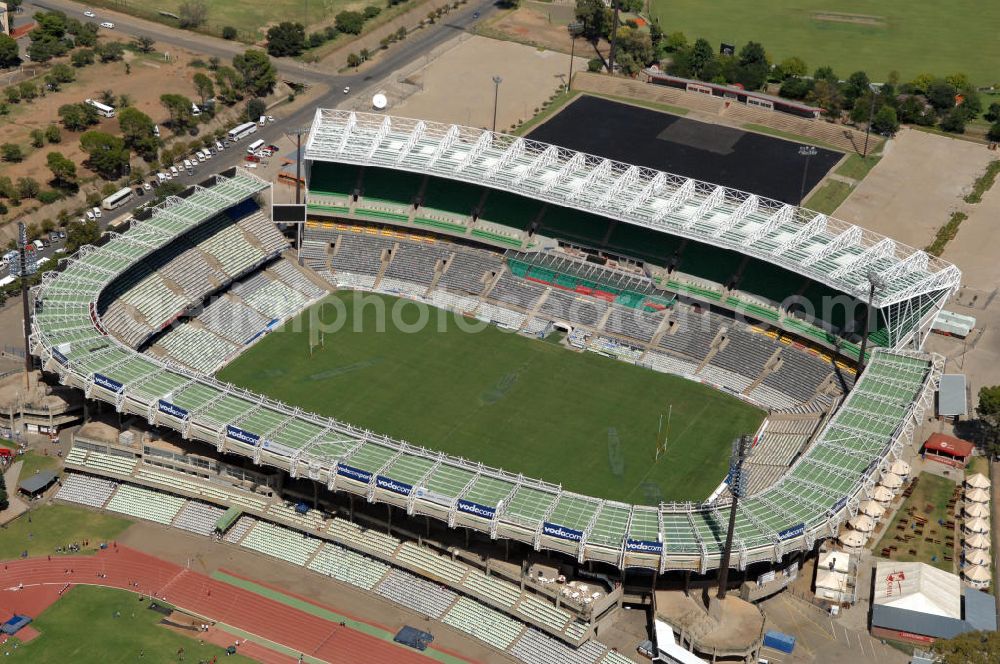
922 433 975 468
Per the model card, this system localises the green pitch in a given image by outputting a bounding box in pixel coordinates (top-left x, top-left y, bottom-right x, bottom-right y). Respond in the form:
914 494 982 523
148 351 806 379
217 292 764 504
2 585 256 663
649 0 1000 84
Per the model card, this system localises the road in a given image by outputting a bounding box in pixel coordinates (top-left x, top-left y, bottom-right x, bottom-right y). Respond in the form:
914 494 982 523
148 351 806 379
16 0 501 229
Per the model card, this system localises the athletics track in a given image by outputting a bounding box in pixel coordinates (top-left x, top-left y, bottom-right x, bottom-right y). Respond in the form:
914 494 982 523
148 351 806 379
0 546 459 664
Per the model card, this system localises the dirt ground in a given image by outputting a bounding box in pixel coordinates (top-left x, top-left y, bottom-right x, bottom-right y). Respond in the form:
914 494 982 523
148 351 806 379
380 35 587 131
0 41 212 225
833 128 995 249
483 1 608 59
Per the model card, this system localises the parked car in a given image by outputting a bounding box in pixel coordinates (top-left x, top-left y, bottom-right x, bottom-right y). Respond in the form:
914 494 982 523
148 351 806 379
85 210 96 221
135 187 145 196
143 182 152 190
169 166 179 177
215 141 225 152
100 21 114 29
84 10 96 17
92 206 102 219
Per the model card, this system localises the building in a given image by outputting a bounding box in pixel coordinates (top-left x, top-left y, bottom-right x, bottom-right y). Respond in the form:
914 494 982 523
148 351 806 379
921 433 975 468
870 561 996 645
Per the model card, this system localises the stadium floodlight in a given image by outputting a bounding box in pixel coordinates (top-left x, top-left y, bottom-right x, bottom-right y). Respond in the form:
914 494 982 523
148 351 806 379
856 270 887 375
798 145 818 204
717 434 754 599
491 75 503 133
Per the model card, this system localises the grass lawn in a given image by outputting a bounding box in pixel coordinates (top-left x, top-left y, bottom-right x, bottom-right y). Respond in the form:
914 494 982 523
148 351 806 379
873 472 958 572
966 456 989 478
17 451 60 480
804 179 854 214
0 504 133 561
1 585 256 663
85 0 378 40
835 153 882 181
217 293 765 504
648 0 1000 84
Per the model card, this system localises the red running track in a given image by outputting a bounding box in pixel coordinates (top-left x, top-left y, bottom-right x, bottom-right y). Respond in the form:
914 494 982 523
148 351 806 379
0 547 440 664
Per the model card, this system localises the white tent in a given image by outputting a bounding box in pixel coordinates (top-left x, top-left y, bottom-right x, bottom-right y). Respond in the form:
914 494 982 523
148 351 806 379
873 486 895 503
962 564 991 584
890 459 911 476
839 530 867 548
849 514 876 532
873 561 962 619
818 551 851 573
965 473 991 489
880 473 904 489
965 533 991 550
964 502 990 519
965 517 990 534
965 549 991 566
816 568 850 593
965 487 990 504
860 500 886 518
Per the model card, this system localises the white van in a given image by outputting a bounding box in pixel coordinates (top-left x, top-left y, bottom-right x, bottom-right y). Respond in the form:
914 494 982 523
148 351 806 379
258 115 266 126
169 166 179 178
195 150 206 162
182 159 193 171
156 172 168 184
191 103 201 116
153 124 160 137
32 239 45 251
215 140 225 152
92 206 102 219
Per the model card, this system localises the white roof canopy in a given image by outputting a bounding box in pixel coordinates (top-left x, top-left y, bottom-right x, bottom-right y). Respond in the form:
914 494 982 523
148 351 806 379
304 110 961 309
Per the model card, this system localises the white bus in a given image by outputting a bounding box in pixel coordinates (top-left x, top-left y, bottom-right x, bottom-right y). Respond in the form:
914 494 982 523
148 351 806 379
246 139 266 155
228 121 257 142
101 187 134 211
85 98 116 118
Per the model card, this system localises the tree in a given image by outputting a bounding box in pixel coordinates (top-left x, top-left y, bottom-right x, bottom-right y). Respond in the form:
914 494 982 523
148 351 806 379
45 125 62 144
779 76 813 100
5 87 19 104
775 56 807 80
871 106 899 135
30 128 46 148
813 65 838 84
80 131 130 179
75 23 98 47
65 218 101 253
71 48 95 67
734 40 769 90
664 31 687 53
809 79 843 118
179 0 209 28
0 469 7 512
266 22 306 57
335 10 365 35
363 5 381 19
988 120 1000 143
58 102 99 131
50 63 75 84
0 34 19 68
134 35 156 53
985 102 1000 123
45 152 76 189
614 27 654 74
222 26 238 40
575 0 611 42
247 97 266 121
976 386 1000 459
1 143 23 162
160 93 195 132
842 70 870 109
346 52 361 68
931 630 1000 664
233 49 276 97
687 38 716 80
587 58 603 73
192 72 215 108
940 106 966 133
18 81 37 100
926 79 957 112
16 176 39 198
95 41 125 62
118 107 159 160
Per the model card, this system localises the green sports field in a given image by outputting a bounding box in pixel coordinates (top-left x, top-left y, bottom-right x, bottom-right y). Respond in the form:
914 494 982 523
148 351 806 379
217 293 764 504
649 0 1000 84
1 585 255 663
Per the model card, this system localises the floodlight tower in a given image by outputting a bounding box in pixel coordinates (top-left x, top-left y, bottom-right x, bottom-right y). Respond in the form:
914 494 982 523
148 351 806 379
856 270 886 375
717 434 753 600
12 223 38 387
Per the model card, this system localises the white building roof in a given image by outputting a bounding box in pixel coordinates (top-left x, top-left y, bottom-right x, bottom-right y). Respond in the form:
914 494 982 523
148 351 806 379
304 109 961 309
873 561 961 620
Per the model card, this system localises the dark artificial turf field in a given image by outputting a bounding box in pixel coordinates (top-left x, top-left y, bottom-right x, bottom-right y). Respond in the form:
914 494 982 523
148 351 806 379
217 292 765 504
526 95 842 204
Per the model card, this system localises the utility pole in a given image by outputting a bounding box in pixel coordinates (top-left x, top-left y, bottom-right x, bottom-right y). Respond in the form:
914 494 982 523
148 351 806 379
717 434 752 600
567 22 583 92
863 83 881 158
608 0 620 75
798 145 818 205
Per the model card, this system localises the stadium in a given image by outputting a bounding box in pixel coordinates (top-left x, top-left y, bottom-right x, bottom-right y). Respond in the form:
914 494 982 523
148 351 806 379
28 109 956 660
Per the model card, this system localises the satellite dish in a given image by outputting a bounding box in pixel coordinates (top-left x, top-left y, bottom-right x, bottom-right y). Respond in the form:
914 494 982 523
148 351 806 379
372 93 388 110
